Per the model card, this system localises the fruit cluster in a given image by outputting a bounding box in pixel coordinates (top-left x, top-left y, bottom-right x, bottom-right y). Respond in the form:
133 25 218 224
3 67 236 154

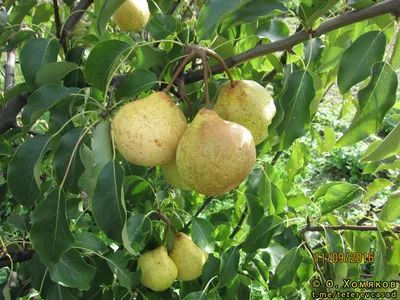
138 233 208 291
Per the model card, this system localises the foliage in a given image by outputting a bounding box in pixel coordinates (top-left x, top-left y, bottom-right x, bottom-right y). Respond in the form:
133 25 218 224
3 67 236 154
0 0 399 299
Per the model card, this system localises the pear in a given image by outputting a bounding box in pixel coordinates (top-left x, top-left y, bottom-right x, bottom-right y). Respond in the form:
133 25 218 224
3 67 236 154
161 160 191 190
176 109 256 196
137 246 178 291
113 0 150 32
111 92 187 167
214 80 276 145
169 233 208 281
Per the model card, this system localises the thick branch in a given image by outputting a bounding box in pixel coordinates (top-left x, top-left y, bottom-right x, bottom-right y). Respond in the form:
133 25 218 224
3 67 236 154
0 250 35 268
184 0 400 83
4 49 16 92
53 0 68 54
300 225 400 234
0 92 31 134
61 0 94 39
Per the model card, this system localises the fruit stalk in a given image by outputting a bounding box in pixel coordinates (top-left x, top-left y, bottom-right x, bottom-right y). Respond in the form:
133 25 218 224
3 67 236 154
205 49 235 88
164 52 194 94
202 56 211 109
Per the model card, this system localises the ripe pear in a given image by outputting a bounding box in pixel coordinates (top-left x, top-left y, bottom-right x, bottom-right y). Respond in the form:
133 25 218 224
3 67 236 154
176 109 256 196
214 80 276 145
111 92 187 167
161 160 191 190
169 233 208 281
113 0 150 32
137 246 178 291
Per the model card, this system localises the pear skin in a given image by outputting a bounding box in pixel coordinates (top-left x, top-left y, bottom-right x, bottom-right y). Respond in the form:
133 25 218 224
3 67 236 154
169 233 208 281
161 160 191 190
214 80 276 145
111 92 187 167
113 0 150 32
137 246 178 291
176 109 256 196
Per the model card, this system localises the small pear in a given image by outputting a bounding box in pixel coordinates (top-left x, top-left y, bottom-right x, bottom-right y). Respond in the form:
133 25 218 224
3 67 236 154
111 92 187 167
137 246 178 291
214 80 276 145
161 160 191 190
169 233 208 281
113 0 150 32
176 109 256 196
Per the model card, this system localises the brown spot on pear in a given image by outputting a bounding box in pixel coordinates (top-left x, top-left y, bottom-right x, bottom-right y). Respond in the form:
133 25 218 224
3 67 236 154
161 160 191 190
168 233 208 281
112 0 150 32
137 246 178 291
111 91 187 167
214 80 276 145
176 109 256 196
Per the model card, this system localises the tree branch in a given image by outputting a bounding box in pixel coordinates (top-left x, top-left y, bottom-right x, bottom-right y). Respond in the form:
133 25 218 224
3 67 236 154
0 92 31 134
0 250 35 268
229 206 248 239
53 0 68 54
184 197 213 228
167 0 181 15
4 49 16 93
61 0 94 39
300 224 400 234
184 0 400 83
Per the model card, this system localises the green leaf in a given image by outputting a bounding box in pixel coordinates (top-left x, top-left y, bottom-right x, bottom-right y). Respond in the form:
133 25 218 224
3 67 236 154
317 183 362 215
9 0 37 25
35 62 79 87
202 254 220 282
7 213 30 231
6 30 35 50
0 136 12 156
336 62 397 147
93 160 126 243
255 20 289 41
192 218 215 253
337 31 386 94
275 70 316 150
7 135 50 206
299 0 339 28
30 189 74 263
96 0 125 35
363 178 393 202
53 128 86 194
287 141 309 181
124 214 152 253
19 38 59 89
30 253 52 297
391 30 400 70
379 191 400 222
242 215 284 253
3 82 32 104
21 84 71 130
148 14 176 40
115 69 157 100
74 232 108 255
182 292 207 300
362 122 400 162
92 121 112 168
221 0 287 31
84 40 130 91
326 229 347 282
323 126 336 152
47 283 77 300
42 249 96 290
32 3 53 25
136 46 167 70
106 251 141 289
64 47 86 88
219 246 240 287
196 0 241 40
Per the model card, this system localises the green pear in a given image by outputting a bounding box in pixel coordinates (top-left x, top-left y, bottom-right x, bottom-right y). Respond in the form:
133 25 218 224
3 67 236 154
161 160 191 190
169 233 208 281
113 0 150 32
214 80 276 145
137 246 178 291
176 109 256 196
111 92 187 167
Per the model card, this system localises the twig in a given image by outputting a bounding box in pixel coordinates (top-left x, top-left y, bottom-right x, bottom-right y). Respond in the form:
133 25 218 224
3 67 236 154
184 0 400 83
4 49 16 92
299 225 400 234
183 0 195 19
166 0 181 15
271 151 282 166
153 212 177 234
184 197 213 228
53 0 67 54
229 206 248 239
0 92 31 134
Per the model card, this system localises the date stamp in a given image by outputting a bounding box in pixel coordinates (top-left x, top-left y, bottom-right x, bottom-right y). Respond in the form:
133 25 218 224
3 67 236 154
314 252 375 263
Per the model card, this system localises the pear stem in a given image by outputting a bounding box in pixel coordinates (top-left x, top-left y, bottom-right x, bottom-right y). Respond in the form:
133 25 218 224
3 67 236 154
202 56 211 109
154 212 177 244
164 52 194 94
205 49 235 88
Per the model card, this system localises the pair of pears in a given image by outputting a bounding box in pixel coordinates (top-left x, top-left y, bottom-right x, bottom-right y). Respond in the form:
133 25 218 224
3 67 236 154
111 80 276 196
113 0 150 32
137 233 208 291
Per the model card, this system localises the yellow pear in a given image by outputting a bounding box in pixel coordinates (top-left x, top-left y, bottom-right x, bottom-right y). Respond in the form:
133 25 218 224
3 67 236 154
161 160 191 190
214 80 276 145
113 0 150 32
169 233 208 281
176 109 256 196
137 246 178 291
111 92 187 167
